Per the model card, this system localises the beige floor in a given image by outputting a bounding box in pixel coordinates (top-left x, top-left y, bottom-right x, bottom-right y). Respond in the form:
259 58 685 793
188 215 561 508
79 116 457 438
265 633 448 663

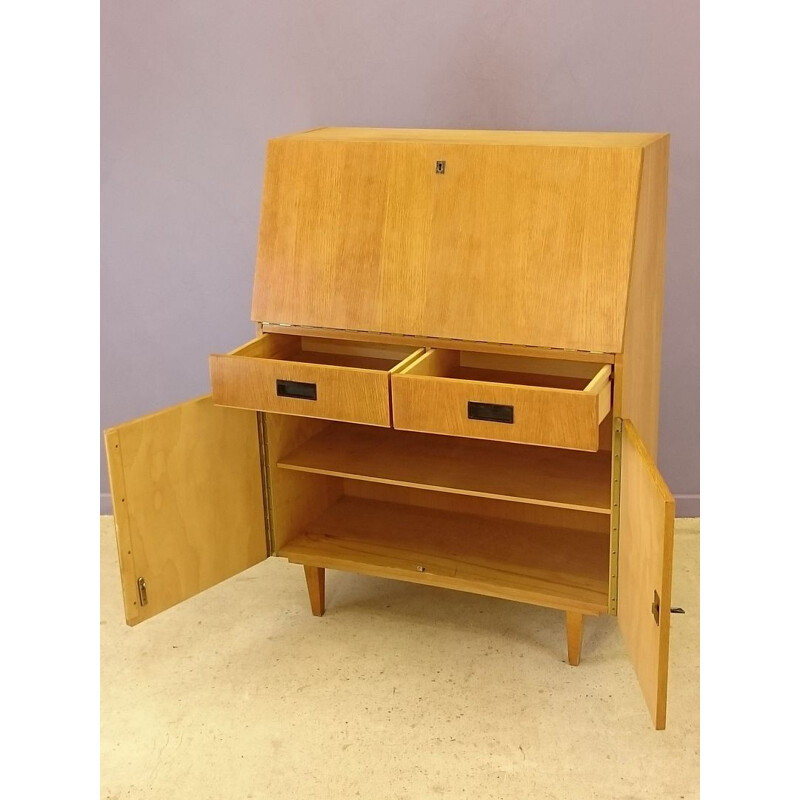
100 516 699 800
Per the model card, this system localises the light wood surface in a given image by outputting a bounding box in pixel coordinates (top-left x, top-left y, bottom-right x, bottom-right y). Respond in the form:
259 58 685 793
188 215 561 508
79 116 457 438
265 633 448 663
252 133 646 352
209 333 423 427
617 420 675 730
392 350 612 450
280 496 609 614
566 611 584 666
263 414 343 552
459 352 605 381
260 324 615 363
278 423 612 513
616 136 670 456
106 125 674 727
104 428 139 625
275 127 665 147
303 566 325 616
104 396 267 625
597 414 613 452
346 480 611 535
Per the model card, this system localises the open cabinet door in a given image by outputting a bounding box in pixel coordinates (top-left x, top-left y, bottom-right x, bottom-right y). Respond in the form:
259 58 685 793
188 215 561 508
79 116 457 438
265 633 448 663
617 419 676 729
104 396 268 625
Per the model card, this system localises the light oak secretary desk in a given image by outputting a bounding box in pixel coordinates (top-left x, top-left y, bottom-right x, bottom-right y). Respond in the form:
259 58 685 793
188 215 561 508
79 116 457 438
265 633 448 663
105 127 675 729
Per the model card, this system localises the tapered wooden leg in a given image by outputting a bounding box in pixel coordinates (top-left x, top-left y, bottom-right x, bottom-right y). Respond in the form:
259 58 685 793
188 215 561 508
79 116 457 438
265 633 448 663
303 566 325 617
566 611 584 666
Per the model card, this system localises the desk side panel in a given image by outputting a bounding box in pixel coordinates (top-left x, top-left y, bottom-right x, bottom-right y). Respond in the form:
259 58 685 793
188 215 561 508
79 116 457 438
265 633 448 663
616 136 670 457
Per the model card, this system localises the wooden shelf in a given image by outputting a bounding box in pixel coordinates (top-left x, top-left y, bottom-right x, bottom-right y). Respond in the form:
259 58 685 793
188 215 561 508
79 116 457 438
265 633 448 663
279 496 610 614
278 423 611 514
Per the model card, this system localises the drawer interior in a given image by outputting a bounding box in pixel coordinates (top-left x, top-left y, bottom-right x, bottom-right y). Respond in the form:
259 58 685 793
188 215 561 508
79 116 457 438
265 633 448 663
400 349 610 390
233 334 423 372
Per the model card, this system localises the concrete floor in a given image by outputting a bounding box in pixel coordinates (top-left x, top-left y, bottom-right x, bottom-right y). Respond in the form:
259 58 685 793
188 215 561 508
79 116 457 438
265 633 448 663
100 517 699 800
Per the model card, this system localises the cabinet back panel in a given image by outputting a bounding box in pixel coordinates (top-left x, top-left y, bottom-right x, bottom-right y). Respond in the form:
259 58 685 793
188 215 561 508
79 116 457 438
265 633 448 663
345 480 610 535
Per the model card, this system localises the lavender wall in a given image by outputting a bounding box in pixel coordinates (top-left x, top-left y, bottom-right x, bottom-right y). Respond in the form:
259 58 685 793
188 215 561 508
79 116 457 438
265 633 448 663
101 1 699 515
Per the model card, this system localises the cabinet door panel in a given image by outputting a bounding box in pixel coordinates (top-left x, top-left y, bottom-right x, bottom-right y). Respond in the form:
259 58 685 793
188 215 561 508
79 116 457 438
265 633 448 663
617 419 675 729
104 396 267 625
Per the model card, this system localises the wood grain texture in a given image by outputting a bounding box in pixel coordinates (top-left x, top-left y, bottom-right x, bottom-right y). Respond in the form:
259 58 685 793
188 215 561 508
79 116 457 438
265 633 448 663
281 496 609 614
252 133 644 352
263 414 344 552
104 396 267 625
276 127 665 148
616 136 670 456
391 350 612 450
566 611 584 666
342 478 610 537
260 324 615 363
345 480 611 535
617 420 675 730
303 566 325 616
104 428 140 623
209 333 422 427
278 422 612 513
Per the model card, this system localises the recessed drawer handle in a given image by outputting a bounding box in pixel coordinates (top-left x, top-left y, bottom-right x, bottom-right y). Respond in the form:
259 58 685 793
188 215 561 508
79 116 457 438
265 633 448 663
467 401 514 424
276 379 317 401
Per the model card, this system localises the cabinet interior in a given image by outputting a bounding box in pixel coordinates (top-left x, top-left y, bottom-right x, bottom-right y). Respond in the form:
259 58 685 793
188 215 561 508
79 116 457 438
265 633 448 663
266 414 612 615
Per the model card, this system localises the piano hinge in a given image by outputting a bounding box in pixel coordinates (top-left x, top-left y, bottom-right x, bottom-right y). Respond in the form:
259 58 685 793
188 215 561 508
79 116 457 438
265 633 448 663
257 411 276 555
608 417 622 615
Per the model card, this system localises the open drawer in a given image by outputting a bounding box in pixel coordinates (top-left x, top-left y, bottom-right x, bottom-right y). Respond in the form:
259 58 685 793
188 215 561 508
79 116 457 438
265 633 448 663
210 334 424 426
391 350 612 450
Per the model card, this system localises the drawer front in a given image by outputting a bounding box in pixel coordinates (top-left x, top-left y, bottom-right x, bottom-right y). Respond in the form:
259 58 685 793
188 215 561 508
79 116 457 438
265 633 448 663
391 356 612 450
211 354 393 426
210 335 423 426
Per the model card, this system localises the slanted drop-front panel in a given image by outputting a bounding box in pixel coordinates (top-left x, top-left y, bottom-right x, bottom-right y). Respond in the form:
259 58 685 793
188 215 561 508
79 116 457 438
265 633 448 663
252 137 643 352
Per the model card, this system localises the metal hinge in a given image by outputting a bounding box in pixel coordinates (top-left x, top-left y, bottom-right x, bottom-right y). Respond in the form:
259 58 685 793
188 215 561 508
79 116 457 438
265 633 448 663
257 411 276 555
137 577 148 607
608 417 622 615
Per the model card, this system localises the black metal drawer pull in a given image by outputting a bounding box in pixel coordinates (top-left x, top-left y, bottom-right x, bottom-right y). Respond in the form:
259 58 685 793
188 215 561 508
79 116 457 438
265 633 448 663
467 401 514 424
276 379 317 401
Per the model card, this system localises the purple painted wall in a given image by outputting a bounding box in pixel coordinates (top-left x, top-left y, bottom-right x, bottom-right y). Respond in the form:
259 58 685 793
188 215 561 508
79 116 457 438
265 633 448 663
101 1 699 515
